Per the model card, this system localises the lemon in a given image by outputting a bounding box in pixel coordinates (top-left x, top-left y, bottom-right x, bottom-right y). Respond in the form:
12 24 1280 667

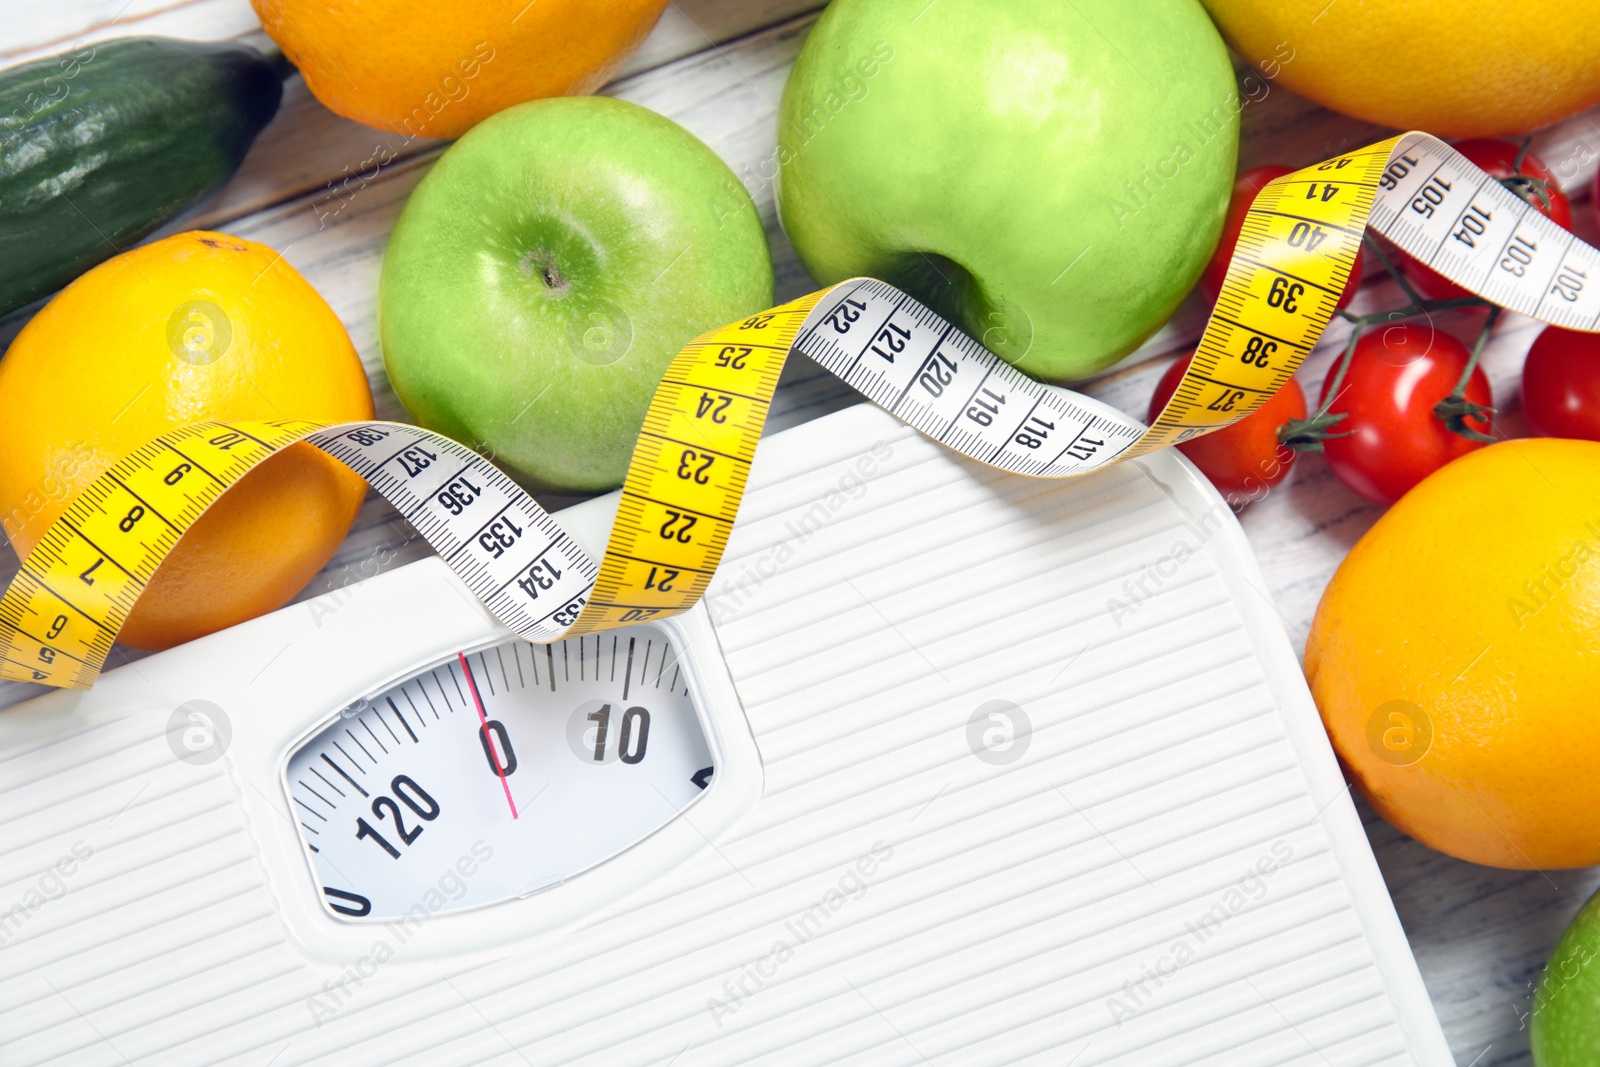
1202 0 1600 137
1307 439 1600 869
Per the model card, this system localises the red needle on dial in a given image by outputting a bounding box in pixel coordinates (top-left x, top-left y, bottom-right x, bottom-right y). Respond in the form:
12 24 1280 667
458 652 518 820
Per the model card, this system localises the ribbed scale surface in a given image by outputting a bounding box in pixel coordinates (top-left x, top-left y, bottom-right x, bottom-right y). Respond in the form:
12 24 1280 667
0 419 1424 1065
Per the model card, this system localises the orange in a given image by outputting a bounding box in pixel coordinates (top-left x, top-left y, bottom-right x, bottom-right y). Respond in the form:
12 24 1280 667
253 0 670 139
1201 0 1600 137
1306 439 1600 869
0 231 374 651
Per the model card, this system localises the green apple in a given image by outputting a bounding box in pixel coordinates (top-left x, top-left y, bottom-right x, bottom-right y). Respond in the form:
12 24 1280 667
1533 889 1600 1066
776 0 1237 381
381 96 773 492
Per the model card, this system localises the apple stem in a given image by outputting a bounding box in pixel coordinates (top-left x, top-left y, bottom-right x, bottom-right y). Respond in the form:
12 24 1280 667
519 249 570 294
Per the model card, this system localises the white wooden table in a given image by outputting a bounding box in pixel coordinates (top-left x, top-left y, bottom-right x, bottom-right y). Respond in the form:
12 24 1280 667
6 3 1600 1063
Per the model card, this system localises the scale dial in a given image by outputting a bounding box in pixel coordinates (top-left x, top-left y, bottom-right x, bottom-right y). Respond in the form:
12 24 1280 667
283 625 713 921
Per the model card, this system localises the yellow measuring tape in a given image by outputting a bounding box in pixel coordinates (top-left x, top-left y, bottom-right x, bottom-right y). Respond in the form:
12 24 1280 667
6 132 1599 689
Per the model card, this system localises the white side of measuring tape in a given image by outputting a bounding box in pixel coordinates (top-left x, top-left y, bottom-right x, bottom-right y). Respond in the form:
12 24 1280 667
6 132 1599 689
304 423 601 643
1376 133 1600 327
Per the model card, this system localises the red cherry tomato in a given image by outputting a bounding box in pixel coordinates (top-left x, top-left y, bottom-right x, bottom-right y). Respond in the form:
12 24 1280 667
1320 324 1493 504
1522 325 1600 441
1148 351 1306 505
1200 165 1363 309
1401 139 1571 301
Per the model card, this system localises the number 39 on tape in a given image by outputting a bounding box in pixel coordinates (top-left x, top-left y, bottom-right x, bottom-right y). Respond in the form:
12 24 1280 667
4 132 1597 689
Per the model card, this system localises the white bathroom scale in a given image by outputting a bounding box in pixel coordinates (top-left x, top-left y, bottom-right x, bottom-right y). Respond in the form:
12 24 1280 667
0 403 1451 1065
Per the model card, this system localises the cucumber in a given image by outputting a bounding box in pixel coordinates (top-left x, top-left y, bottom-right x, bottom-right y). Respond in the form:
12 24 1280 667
0 37 289 318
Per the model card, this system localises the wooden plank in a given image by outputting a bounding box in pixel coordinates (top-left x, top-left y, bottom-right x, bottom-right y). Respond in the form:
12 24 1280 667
0 0 250 64
0 1 824 238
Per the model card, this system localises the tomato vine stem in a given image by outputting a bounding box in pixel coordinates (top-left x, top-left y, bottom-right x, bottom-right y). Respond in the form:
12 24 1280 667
1280 235 1494 451
1433 305 1501 441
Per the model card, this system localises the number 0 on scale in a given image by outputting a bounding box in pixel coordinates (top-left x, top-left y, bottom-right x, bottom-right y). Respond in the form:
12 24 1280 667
281 625 714 920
